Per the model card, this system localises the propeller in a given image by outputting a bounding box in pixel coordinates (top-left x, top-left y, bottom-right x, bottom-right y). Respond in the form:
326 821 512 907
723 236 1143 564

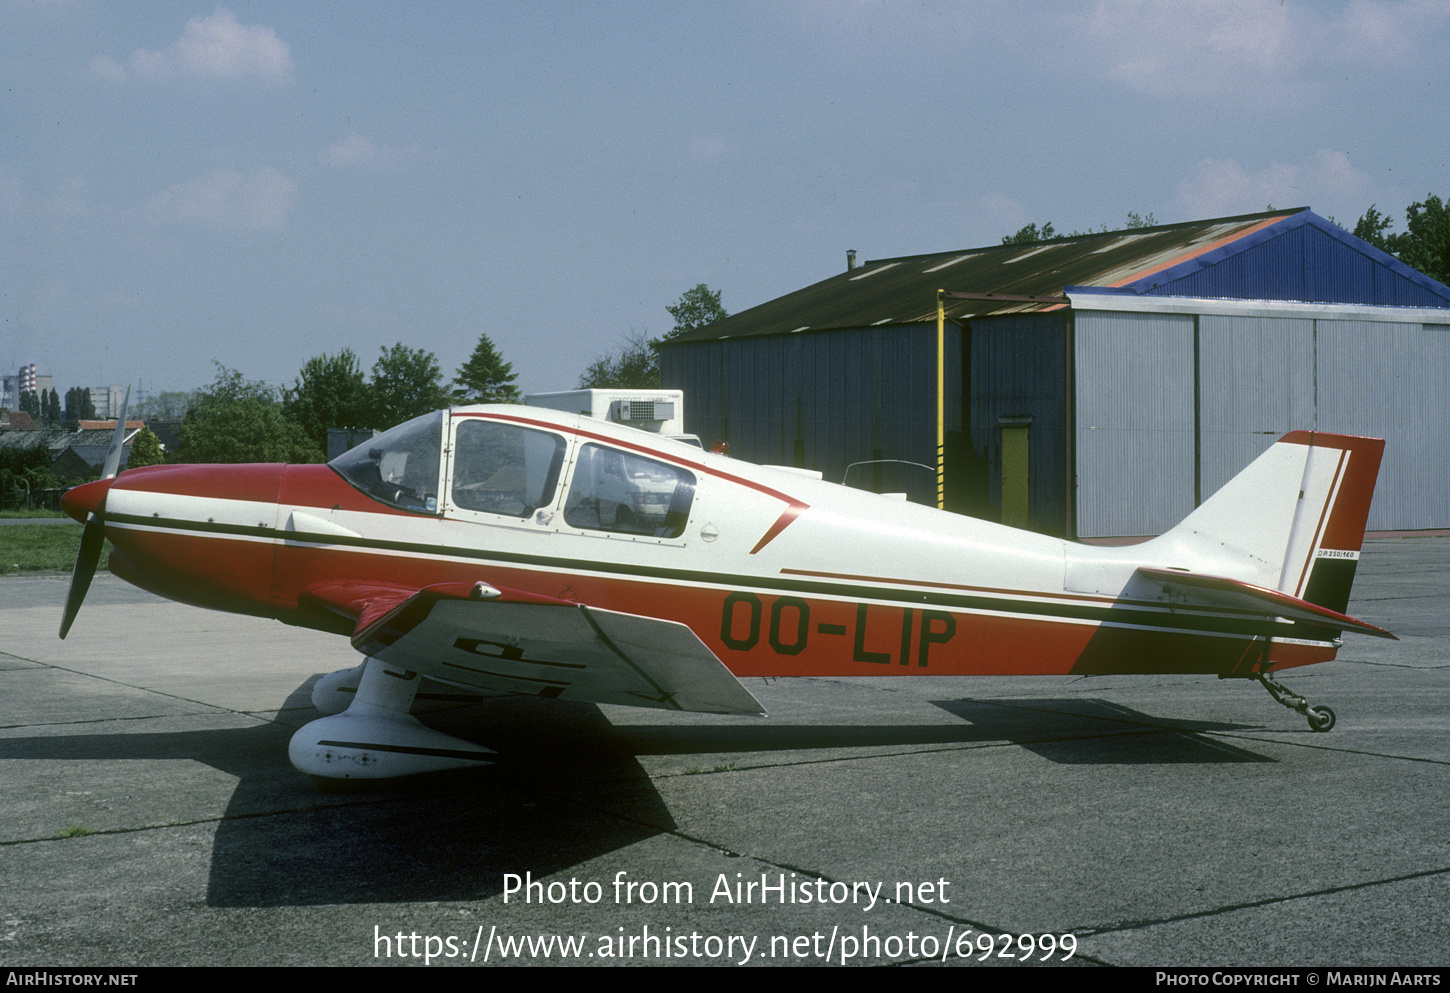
59 386 131 639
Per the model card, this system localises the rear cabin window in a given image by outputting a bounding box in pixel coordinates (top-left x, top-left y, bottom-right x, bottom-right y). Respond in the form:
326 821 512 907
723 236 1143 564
450 419 565 518
563 444 695 538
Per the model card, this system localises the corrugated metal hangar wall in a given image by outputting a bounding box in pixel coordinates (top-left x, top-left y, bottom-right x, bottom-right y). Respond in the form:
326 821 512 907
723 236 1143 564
1071 302 1450 536
665 325 963 507
662 209 1450 537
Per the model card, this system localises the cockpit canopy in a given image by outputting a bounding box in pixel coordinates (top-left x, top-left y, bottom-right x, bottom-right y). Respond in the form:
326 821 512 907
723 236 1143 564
329 409 696 538
330 410 444 514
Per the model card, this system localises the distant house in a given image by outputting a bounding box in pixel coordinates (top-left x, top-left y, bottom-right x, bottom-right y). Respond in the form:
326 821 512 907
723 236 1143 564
60 426 140 475
77 419 144 432
0 421 138 482
145 421 182 456
49 447 94 483
0 409 39 431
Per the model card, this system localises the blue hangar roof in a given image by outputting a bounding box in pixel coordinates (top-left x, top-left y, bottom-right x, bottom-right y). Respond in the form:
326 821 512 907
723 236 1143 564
668 208 1450 343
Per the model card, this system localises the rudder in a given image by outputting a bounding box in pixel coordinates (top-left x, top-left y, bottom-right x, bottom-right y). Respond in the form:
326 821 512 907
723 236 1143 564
1275 432 1384 614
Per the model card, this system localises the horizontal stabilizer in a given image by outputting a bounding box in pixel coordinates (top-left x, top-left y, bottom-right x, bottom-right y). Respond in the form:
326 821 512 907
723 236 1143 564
1136 566 1396 640
350 586 766 715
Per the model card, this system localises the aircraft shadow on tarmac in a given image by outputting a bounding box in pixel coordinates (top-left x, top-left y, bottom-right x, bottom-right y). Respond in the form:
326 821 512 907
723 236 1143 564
204 682 681 907
0 678 1272 908
207 688 1273 905
930 698 1275 765
605 697 1270 761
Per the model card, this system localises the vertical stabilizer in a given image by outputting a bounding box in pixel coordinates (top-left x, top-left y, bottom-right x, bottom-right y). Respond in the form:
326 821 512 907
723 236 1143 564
1142 432 1383 607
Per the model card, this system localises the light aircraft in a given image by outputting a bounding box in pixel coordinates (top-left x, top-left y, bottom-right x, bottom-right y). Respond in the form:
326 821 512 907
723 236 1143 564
60 401 1394 782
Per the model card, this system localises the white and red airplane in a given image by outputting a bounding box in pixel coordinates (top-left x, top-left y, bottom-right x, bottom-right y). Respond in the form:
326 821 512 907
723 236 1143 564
60 403 1394 783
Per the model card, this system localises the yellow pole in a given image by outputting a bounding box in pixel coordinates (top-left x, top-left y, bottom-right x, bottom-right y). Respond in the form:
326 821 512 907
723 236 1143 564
936 289 945 510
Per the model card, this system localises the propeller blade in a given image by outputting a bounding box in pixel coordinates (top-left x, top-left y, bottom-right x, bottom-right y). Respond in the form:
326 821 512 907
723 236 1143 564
101 385 132 480
58 390 128 639
60 512 107 639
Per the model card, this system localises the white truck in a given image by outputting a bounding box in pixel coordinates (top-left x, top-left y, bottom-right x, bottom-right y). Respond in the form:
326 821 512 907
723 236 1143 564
523 389 701 448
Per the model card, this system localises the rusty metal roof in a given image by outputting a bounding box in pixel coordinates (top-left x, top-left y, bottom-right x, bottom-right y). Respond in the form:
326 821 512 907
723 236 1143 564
669 208 1317 342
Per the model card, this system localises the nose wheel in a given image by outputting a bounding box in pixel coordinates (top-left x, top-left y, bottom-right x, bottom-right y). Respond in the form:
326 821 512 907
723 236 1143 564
1258 673 1337 732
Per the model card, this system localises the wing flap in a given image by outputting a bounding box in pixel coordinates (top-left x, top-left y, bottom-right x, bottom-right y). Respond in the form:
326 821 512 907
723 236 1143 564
350 586 765 715
1136 566 1396 640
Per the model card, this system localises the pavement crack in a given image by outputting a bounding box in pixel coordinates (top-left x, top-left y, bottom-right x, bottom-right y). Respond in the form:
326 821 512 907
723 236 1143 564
1210 731 1450 766
1078 864 1450 937
1344 658 1450 670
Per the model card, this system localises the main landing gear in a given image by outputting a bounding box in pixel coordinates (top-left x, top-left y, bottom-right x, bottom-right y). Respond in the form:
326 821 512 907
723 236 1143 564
288 658 495 785
1257 672 1336 732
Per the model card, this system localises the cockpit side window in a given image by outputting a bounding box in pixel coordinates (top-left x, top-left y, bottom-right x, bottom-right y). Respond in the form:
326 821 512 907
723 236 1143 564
329 410 443 514
564 444 695 538
451 419 565 518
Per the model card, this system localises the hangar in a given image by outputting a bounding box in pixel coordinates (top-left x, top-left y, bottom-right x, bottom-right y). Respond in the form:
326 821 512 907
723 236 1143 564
661 208 1450 537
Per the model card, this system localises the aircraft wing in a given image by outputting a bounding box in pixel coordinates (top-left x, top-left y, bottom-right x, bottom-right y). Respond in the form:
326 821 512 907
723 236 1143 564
1135 566 1396 640
304 581 766 715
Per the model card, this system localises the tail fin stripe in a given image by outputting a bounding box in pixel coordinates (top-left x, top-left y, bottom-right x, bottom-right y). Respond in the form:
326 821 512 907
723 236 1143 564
1292 446 1347 599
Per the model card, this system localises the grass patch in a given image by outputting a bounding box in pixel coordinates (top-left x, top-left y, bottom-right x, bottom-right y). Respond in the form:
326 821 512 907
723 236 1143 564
0 509 66 518
59 825 94 838
0 522 111 574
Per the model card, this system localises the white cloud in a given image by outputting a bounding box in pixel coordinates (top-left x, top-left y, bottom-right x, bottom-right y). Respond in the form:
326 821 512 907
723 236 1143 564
91 8 293 84
0 169 89 220
1088 0 1304 95
1172 149 1375 219
1087 0 1450 96
145 167 297 231
87 55 129 83
789 0 984 58
686 135 742 162
978 191 1027 232
1336 0 1450 62
319 133 440 171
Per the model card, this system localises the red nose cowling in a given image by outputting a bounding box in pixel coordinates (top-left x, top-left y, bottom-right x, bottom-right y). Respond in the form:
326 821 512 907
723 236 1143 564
97 464 285 619
62 478 114 523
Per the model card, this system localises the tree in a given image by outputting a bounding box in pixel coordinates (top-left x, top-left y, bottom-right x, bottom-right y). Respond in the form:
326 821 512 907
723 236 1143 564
19 391 39 421
370 343 449 429
1353 204 1393 250
283 348 371 452
578 284 728 389
1353 196 1450 285
174 364 321 464
663 283 728 341
133 390 196 422
1002 222 1056 245
0 443 60 509
126 426 165 468
64 387 96 422
1004 212 1156 244
44 389 61 425
1393 195 1450 286
452 333 520 404
576 331 659 389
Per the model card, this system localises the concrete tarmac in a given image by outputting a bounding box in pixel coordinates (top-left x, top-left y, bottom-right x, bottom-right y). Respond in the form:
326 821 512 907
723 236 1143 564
1 537 1446 968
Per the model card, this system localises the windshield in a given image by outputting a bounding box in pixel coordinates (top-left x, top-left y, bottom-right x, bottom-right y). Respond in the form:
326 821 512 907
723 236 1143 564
329 410 443 514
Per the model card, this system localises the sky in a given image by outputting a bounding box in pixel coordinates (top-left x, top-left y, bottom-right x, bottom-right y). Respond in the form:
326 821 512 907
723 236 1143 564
3 0 1448 402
